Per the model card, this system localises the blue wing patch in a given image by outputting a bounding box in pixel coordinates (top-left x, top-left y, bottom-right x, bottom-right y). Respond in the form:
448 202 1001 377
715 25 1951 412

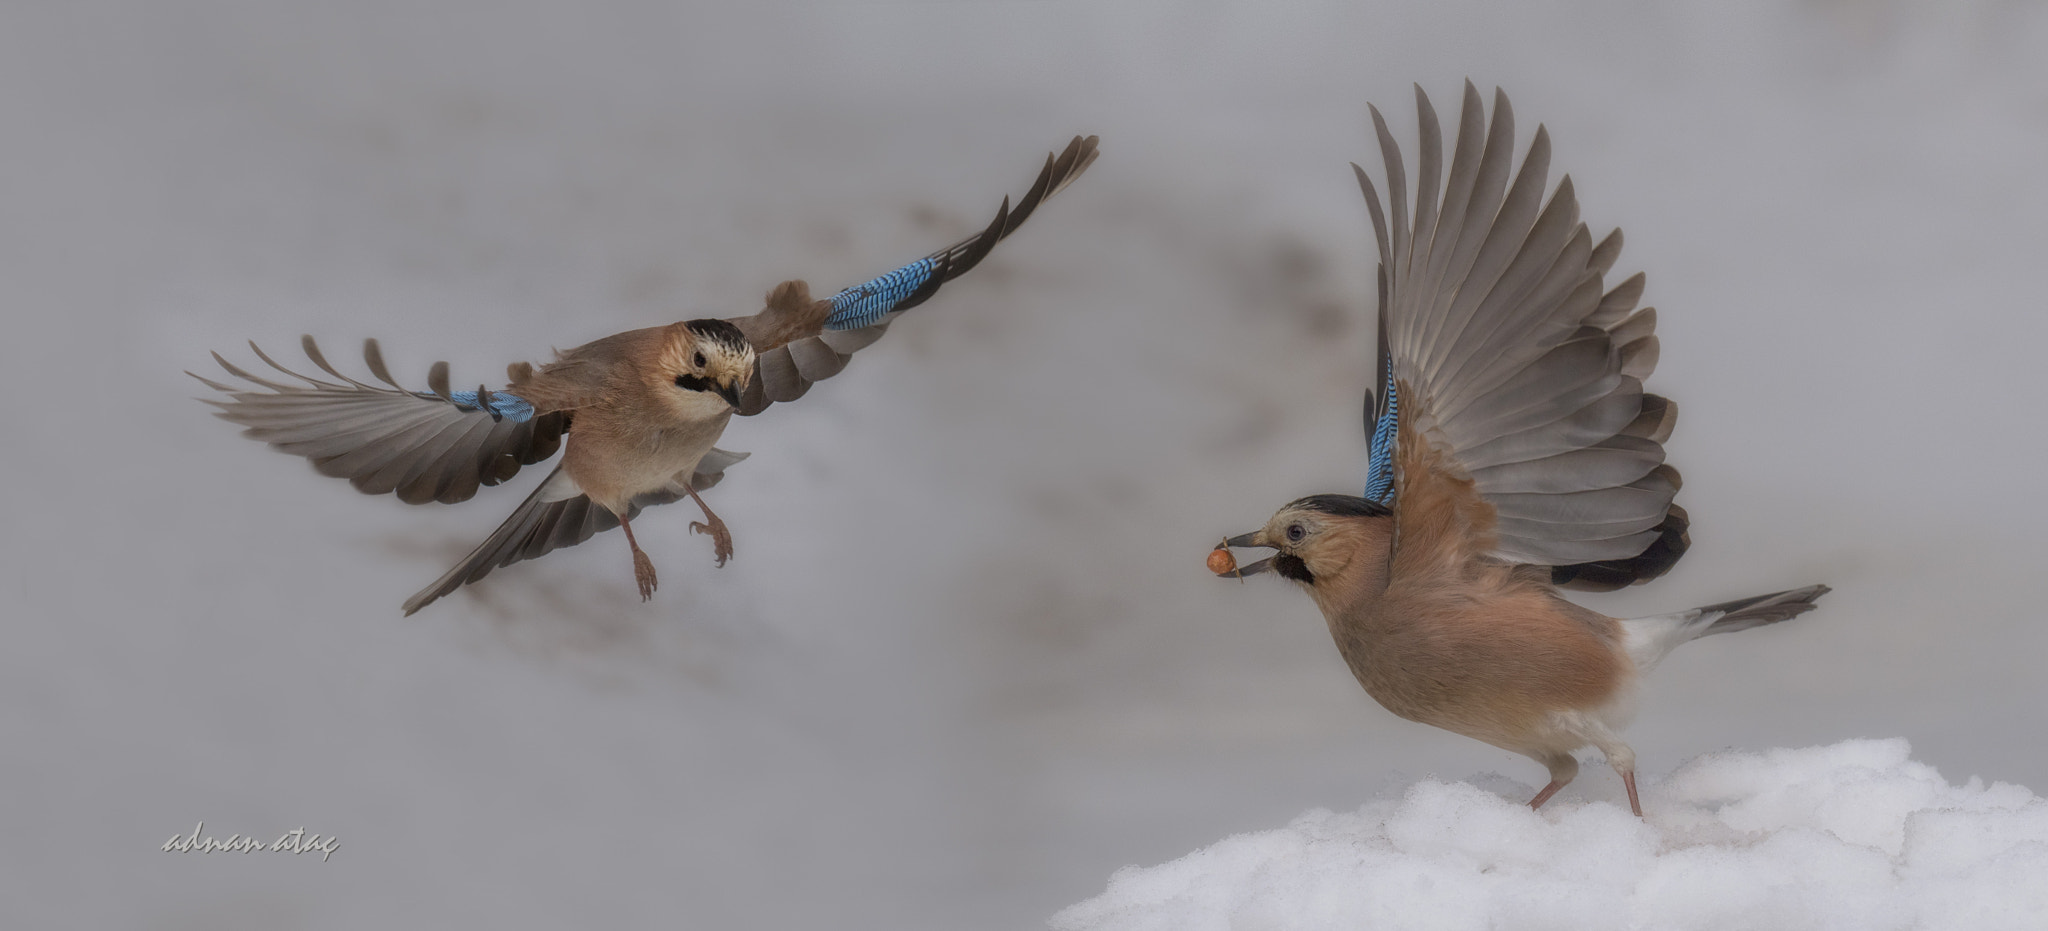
1363 377 1398 503
444 389 535 423
824 257 936 331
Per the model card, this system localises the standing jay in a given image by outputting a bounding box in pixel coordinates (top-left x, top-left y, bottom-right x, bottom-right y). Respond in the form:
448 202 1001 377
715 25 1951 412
1211 85 1825 816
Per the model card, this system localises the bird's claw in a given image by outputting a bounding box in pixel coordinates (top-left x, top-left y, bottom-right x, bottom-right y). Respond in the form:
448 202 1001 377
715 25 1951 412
691 519 735 567
632 549 658 601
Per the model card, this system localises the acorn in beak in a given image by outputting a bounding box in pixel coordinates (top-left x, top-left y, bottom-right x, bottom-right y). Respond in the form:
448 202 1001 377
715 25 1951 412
1209 531 1276 578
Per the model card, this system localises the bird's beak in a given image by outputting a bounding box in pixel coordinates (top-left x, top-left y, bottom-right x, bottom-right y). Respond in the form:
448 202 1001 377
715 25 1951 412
1230 557 1276 577
717 380 742 411
1214 531 1277 578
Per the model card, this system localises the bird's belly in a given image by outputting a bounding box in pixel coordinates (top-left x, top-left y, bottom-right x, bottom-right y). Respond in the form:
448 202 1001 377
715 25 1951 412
611 437 716 491
565 412 731 512
1348 663 1558 752
1331 601 1626 747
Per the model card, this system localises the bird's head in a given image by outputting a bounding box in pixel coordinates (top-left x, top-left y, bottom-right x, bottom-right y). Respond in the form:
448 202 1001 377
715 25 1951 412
660 319 755 413
1212 494 1393 588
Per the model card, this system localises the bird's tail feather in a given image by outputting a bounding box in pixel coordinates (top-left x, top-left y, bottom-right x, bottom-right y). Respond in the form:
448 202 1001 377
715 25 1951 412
401 466 613 616
399 450 750 615
1692 584 1832 637
1619 584 1831 673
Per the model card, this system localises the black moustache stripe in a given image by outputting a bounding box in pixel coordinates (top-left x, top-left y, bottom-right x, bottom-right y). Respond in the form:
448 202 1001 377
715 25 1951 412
1275 553 1315 584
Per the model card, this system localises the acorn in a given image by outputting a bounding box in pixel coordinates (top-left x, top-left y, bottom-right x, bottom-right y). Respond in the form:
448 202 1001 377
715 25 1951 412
1207 546 1238 576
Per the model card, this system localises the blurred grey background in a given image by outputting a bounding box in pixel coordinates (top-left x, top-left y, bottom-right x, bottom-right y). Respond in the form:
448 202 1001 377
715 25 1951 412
4 1 2045 927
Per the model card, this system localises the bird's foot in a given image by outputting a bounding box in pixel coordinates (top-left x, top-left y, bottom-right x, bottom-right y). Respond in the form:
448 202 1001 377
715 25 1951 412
1623 771 1642 818
632 548 658 601
690 517 735 567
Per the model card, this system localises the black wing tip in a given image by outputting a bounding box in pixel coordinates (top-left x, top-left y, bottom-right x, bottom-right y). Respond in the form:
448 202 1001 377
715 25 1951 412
1059 133 1101 171
1549 504 1692 591
772 133 1100 405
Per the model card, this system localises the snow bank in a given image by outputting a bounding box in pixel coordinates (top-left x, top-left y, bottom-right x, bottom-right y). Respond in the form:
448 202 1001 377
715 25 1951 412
1053 740 2048 931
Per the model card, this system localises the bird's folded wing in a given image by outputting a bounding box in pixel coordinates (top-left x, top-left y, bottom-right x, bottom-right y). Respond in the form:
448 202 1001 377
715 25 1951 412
728 134 1100 416
1356 83 1686 586
192 336 568 505
400 451 748 615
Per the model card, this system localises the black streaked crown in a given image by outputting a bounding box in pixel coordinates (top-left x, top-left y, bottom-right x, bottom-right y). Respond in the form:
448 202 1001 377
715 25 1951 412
683 318 752 355
1286 494 1393 518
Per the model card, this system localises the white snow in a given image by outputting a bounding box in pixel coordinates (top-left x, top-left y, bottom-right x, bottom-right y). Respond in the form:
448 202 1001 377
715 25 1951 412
1054 740 2048 931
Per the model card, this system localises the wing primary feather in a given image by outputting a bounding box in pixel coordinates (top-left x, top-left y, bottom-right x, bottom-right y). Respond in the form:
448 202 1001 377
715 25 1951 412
361 339 409 390
935 197 1012 282
210 351 299 393
1353 163 1393 273
829 135 1096 328
1431 207 1590 414
298 335 385 392
187 371 238 393
426 361 454 403
746 136 1097 416
1589 228 1624 277
1429 126 1556 391
1450 86 1519 286
200 340 568 505
1414 81 1492 368
1369 104 1410 279
1421 86 1519 385
1407 85 1444 292
247 340 341 389
1001 153 1059 232
1589 271 1646 329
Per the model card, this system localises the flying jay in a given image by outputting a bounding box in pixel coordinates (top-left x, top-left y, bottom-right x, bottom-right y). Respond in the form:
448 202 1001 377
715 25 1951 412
196 136 1098 615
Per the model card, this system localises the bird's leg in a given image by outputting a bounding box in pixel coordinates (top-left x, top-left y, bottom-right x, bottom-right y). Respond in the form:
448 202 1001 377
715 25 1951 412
1528 751 1579 811
680 483 734 567
617 513 658 601
1528 780 1567 810
1593 737 1644 818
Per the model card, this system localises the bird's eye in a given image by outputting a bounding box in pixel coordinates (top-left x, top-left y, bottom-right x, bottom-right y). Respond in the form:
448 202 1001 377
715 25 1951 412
1286 523 1307 543
692 351 707 369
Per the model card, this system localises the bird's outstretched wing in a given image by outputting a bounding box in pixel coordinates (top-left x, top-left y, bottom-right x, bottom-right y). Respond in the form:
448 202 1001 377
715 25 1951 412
399 449 748 615
192 336 568 505
728 134 1100 416
1356 83 1688 590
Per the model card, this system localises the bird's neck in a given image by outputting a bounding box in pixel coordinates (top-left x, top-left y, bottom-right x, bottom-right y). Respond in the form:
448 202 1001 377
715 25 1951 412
1306 519 1395 619
664 390 736 424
